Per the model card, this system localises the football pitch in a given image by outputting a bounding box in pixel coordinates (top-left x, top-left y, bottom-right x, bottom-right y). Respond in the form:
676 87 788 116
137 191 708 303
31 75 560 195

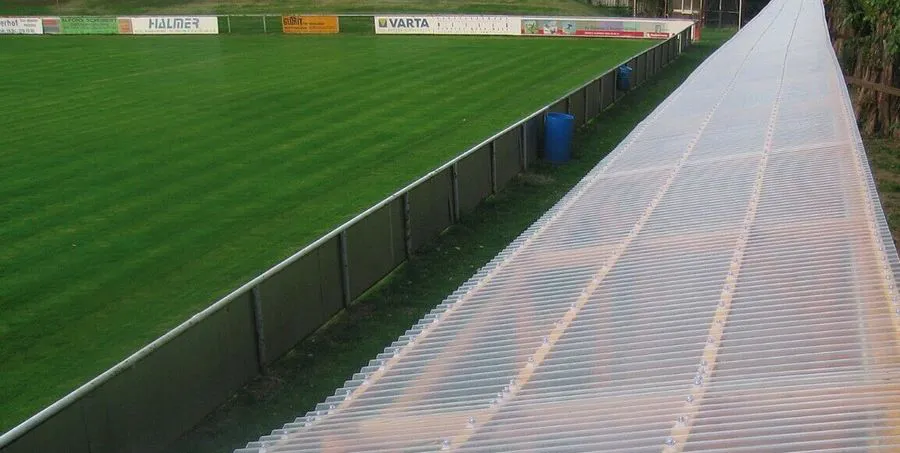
0 34 651 431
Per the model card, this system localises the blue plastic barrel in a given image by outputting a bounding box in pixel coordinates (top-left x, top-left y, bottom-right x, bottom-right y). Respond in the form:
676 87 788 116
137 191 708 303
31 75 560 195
617 65 633 91
544 112 575 163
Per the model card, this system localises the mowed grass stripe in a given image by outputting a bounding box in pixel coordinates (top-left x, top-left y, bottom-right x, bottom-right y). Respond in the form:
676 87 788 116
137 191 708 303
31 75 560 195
2 41 520 261
0 35 650 431
2 43 455 250
4 44 551 312
1 38 624 328
0 43 451 208
1 38 587 264
0 40 467 192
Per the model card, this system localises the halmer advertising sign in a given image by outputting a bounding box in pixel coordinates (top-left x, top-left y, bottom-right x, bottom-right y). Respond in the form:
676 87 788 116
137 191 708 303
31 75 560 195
128 16 219 34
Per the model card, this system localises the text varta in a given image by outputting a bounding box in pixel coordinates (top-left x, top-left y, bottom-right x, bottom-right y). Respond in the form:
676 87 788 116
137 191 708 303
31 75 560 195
148 18 201 29
389 18 430 28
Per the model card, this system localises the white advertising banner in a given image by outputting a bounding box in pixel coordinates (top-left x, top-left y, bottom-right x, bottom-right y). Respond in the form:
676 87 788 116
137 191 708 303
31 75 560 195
521 17 693 39
374 15 690 38
129 16 219 34
375 15 519 36
0 17 43 34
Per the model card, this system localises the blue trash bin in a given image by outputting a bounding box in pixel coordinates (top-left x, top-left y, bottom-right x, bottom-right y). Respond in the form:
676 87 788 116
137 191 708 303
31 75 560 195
544 112 575 164
617 65 633 91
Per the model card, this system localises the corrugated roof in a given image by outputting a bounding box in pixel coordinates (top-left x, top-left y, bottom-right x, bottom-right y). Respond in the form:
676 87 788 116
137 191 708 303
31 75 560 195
238 0 900 451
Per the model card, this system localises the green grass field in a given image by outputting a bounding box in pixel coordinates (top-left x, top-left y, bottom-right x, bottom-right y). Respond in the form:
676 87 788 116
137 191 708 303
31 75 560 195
869 138 900 247
0 34 651 433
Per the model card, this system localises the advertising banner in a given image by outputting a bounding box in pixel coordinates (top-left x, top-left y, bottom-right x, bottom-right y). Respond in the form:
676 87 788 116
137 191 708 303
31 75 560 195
521 18 693 39
375 16 432 34
522 19 649 38
129 16 218 34
117 18 133 34
0 17 43 34
282 15 339 34
375 15 519 36
60 16 119 34
42 17 60 34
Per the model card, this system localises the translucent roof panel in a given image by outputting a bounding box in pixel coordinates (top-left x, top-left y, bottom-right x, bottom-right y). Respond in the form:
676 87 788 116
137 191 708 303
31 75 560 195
238 0 900 451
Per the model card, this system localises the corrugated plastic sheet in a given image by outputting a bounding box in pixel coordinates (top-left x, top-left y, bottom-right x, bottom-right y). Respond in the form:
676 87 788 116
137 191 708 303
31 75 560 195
238 0 900 451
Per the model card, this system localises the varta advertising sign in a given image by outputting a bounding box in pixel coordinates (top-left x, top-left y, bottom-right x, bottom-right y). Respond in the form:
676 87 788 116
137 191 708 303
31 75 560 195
374 15 519 35
375 16 433 33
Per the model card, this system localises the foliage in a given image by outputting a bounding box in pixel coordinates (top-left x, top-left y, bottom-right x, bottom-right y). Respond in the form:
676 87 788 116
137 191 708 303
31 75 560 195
827 0 899 138
836 0 899 63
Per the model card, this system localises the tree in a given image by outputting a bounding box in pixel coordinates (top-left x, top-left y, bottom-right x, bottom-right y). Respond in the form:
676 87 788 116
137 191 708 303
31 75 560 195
825 0 900 138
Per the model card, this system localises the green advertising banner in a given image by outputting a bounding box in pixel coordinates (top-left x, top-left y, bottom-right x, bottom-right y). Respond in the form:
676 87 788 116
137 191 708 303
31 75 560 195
61 17 119 34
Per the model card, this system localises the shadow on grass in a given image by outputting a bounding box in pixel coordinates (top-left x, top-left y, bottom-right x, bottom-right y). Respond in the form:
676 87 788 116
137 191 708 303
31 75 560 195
170 29 735 453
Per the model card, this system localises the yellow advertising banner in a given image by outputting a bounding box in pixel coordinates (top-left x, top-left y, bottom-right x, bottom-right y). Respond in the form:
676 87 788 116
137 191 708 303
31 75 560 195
282 15 339 34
